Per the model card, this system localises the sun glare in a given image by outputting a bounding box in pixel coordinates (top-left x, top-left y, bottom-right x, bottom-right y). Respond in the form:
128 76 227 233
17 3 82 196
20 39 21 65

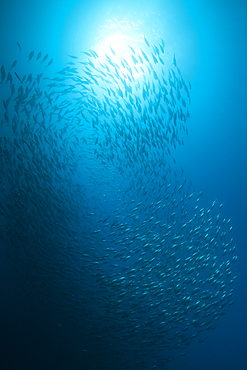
96 33 132 58
94 32 145 81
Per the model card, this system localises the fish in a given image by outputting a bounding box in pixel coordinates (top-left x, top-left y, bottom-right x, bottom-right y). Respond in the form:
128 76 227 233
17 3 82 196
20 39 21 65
0 37 237 370
110 46 116 56
159 44 164 53
67 54 78 59
80 51 91 57
1 65 6 82
141 49 149 63
160 37 165 48
89 49 99 58
6 72 13 85
173 55 177 67
144 36 150 47
14 71 22 83
41 53 49 64
128 45 135 54
46 58 54 68
10 60 17 70
36 51 42 61
28 50 34 63
16 41 21 52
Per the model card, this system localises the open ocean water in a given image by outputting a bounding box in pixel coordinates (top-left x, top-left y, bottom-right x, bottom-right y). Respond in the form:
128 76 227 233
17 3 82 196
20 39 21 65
0 1 246 369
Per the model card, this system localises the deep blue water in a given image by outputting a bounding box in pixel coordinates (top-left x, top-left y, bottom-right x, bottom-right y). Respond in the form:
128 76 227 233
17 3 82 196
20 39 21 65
0 1 247 369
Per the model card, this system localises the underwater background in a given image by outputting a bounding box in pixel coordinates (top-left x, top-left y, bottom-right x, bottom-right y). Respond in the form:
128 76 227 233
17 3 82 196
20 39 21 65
0 0 246 369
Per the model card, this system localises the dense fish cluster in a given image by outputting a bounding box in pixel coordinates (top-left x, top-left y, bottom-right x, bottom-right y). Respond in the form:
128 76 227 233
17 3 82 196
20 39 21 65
0 37 237 369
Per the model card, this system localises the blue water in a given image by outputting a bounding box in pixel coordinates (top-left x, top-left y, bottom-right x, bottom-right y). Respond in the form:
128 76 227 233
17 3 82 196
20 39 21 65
0 1 246 369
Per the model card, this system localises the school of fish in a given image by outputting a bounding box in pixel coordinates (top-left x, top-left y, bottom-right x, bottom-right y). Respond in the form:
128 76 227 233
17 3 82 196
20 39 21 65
0 36 237 369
